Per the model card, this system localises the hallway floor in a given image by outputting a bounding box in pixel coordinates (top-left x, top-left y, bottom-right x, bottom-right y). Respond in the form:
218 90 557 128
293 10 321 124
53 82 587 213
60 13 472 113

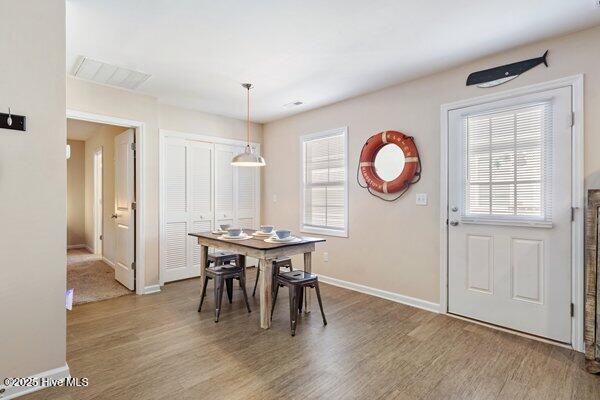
67 248 131 305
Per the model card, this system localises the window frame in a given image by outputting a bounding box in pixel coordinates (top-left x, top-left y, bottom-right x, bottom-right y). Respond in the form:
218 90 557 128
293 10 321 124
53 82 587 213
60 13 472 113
299 126 349 238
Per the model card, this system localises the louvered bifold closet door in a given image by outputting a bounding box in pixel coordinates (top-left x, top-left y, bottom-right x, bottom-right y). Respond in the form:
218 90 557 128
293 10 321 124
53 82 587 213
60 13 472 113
187 141 214 276
163 138 189 282
214 144 235 229
234 146 258 230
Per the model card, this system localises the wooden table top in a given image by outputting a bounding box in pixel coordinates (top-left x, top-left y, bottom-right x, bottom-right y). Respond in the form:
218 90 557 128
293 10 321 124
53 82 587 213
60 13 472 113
188 229 325 250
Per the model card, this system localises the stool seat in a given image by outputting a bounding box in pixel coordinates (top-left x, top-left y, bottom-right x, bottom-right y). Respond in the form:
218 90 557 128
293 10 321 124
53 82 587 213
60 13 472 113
278 270 317 283
208 251 238 264
207 264 243 276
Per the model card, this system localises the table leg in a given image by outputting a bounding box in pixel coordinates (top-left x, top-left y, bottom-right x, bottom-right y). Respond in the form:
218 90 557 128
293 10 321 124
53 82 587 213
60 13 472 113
199 244 208 289
304 252 312 313
259 258 273 329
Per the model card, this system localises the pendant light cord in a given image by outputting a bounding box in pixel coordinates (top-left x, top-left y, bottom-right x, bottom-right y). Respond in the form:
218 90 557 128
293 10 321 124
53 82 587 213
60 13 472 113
247 85 250 145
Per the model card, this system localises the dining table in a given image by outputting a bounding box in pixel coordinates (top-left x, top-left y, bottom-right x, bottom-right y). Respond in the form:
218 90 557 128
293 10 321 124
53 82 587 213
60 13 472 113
188 229 326 329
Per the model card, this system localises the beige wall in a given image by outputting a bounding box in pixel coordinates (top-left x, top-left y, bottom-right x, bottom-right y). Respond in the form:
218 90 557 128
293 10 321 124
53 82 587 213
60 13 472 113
82 125 129 260
67 140 86 246
0 0 66 380
262 26 600 305
67 77 263 288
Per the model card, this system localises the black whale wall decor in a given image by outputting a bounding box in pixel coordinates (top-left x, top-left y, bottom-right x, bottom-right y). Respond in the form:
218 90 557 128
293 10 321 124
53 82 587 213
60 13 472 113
466 50 549 88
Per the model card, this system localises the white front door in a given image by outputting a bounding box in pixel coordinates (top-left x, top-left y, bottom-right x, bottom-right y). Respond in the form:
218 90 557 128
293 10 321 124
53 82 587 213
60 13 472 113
448 87 572 343
114 129 135 290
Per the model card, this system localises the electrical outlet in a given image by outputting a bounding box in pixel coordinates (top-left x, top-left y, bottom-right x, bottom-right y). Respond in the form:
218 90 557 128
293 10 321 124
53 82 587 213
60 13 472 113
416 193 428 206
323 252 329 262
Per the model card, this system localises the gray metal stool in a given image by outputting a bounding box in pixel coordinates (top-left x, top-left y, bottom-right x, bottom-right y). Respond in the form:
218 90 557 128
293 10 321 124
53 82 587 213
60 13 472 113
271 270 327 336
198 264 251 322
208 251 240 303
252 257 293 296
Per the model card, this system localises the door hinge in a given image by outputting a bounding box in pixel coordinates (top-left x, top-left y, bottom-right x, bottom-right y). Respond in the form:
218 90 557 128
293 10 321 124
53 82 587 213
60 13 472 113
131 202 137 210
571 207 577 222
570 303 574 317
570 112 575 128
131 142 136 152
131 262 136 271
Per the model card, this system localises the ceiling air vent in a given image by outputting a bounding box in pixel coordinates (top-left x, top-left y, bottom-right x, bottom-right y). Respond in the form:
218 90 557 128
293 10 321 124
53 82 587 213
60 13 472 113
72 56 151 90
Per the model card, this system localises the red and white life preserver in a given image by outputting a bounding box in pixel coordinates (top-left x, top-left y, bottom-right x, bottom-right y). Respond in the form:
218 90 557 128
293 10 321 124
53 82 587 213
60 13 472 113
359 131 420 194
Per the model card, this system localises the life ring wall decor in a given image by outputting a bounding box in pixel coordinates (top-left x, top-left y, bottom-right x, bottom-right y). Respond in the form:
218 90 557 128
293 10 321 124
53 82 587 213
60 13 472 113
357 130 421 201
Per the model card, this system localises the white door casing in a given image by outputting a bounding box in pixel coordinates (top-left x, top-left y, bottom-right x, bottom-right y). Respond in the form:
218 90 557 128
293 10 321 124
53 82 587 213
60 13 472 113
447 87 572 343
114 129 136 290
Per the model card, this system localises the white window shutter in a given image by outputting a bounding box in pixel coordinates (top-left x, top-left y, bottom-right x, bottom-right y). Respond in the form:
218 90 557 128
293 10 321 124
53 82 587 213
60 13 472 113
463 102 552 223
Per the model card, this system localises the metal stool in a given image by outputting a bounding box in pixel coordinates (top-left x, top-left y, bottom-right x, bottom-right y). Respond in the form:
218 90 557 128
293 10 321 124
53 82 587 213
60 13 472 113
252 257 293 296
198 264 251 322
271 270 327 336
208 251 240 303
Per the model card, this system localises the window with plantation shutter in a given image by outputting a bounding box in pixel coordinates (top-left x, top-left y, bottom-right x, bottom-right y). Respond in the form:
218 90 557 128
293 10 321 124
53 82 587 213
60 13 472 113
462 102 552 225
301 127 348 237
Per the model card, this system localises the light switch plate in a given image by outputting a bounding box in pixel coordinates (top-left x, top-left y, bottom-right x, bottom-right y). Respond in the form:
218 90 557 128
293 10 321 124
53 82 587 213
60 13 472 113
272 194 278 203
416 193 428 206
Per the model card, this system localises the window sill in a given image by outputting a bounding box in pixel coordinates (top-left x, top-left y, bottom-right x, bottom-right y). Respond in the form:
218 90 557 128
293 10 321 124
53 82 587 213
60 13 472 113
301 226 348 238
460 217 553 229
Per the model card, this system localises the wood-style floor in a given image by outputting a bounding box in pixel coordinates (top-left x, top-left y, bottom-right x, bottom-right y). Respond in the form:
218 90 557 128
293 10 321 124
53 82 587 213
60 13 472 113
24 269 599 400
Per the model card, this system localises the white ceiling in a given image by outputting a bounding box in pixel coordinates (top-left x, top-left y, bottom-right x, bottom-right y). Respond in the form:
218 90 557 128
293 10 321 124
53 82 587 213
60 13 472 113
66 0 600 123
67 118 127 140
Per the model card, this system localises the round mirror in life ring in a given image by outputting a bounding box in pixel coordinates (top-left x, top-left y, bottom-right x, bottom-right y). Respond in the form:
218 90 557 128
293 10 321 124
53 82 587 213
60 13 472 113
359 131 420 194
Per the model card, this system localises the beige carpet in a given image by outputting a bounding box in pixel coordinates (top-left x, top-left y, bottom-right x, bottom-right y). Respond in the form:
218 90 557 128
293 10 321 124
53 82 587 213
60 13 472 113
67 250 131 305
67 248 102 264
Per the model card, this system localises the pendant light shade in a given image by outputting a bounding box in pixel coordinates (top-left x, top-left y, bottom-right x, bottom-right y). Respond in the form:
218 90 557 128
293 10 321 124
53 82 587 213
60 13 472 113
231 83 266 167
231 144 266 166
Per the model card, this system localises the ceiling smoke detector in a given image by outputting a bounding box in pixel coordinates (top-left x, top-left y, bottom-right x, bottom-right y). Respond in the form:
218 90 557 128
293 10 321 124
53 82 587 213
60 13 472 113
283 101 304 108
72 56 151 90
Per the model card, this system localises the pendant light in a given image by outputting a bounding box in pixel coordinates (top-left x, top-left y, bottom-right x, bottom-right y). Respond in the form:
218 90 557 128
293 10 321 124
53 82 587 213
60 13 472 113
231 83 266 167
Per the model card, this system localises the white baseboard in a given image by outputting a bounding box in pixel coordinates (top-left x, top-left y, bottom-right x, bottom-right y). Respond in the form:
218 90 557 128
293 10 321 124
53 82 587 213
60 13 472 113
143 285 161 295
102 257 115 268
1 363 70 399
66 244 86 249
318 274 440 313
85 246 94 254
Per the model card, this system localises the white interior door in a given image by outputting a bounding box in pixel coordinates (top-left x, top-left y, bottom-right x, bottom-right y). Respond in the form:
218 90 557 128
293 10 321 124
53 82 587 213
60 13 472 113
214 144 235 229
448 87 572 343
160 136 261 283
235 145 258 229
187 141 214 276
114 129 135 290
93 147 103 255
162 137 189 282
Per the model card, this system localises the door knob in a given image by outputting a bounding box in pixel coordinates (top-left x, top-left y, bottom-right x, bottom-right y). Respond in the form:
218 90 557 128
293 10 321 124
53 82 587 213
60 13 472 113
451 206 458 212
449 220 459 226
111 213 118 219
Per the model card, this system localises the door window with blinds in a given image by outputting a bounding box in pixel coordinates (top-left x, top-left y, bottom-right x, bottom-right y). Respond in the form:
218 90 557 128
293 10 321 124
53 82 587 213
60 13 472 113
301 127 348 237
462 102 553 225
